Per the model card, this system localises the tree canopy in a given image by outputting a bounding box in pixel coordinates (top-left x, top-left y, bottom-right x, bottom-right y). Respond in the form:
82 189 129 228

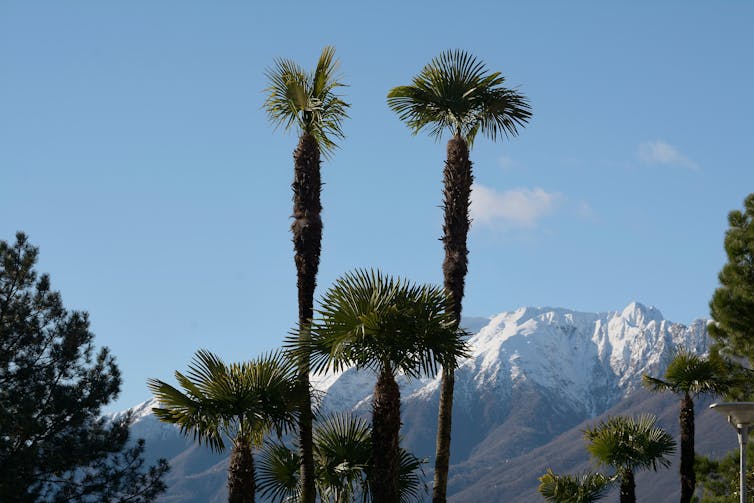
0 233 168 502
709 193 754 365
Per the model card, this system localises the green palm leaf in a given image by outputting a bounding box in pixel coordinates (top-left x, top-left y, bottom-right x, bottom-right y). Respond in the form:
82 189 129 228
538 469 613 503
147 349 303 453
584 414 675 474
387 49 531 145
264 46 349 156
257 440 302 503
288 269 467 378
642 348 729 396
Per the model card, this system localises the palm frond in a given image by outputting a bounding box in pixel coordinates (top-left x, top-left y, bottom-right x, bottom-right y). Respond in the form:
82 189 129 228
387 49 531 145
538 468 613 503
148 349 302 453
264 46 350 156
292 269 468 378
257 440 302 503
584 414 675 475
643 348 730 397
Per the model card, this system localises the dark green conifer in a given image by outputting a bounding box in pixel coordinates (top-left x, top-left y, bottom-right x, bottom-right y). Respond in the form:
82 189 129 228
0 233 168 502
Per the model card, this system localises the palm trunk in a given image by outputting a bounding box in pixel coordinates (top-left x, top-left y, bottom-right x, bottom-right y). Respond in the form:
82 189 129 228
228 439 255 503
433 134 472 503
292 131 322 503
680 392 695 503
620 469 636 503
371 367 401 503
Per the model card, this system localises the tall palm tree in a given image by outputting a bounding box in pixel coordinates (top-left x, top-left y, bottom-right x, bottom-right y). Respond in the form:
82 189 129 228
387 49 531 503
264 45 349 503
537 469 613 503
256 413 427 503
147 350 302 503
584 414 676 503
643 349 728 503
290 269 466 502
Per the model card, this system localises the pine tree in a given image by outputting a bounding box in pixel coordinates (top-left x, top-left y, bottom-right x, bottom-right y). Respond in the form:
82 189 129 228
709 193 754 364
0 233 169 502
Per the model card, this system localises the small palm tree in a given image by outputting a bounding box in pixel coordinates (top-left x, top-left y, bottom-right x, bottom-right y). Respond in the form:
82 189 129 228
643 349 728 503
264 45 349 503
584 414 676 503
290 269 466 503
387 49 531 503
537 469 613 503
147 350 302 503
257 413 426 503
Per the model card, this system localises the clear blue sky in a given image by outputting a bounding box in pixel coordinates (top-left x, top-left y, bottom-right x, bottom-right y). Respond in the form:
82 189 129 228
2 1 752 412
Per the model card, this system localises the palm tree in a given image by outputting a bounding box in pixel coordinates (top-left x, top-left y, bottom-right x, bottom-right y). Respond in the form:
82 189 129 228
290 269 466 502
264 45 349 503
147 350 302 503
537 469 613 503
643 349 728 503
256 413 427 503
584 414 676 503
387 48 531 503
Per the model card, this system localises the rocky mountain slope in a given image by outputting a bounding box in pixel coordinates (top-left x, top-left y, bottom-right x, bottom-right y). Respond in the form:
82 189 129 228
123 302 728 502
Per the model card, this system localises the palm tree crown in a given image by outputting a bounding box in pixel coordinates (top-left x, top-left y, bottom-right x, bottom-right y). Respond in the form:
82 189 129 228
148 349 301 452
148 350 303 503
585 414 675 474
538 469 613 503
584 414 675 503
296 269 467 377
264 46 349 155
642 349 728 396
387 49 531 145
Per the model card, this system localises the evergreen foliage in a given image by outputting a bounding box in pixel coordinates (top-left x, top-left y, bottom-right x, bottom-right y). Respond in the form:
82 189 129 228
709 193 754 366
0 233 168 502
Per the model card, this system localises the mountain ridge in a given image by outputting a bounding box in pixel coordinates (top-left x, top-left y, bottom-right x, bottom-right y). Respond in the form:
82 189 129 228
122 301 717 502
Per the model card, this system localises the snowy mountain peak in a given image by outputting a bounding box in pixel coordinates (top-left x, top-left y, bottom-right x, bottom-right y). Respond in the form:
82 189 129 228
620 301 664 325
315 302 709 419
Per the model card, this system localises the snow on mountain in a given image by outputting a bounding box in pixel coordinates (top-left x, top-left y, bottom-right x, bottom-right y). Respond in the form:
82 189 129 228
120 302 711 502
313 301 709 420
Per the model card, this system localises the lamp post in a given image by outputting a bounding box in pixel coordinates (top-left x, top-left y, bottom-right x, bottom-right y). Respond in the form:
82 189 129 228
710 402 754 503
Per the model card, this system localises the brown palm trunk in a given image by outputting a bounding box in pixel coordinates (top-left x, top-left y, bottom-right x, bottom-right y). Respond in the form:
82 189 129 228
433 134 472 503
292 131 321 503
680 392 695 503
228 439 255 503
371 367 401 503
620 469 636 503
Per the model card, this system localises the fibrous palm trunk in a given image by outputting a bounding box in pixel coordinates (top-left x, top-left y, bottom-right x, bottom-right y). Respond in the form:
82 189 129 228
228 439 255 503
680 392 695 503
433 134 472 503
371 367 401 503
292 131 321 503
619 470 636 503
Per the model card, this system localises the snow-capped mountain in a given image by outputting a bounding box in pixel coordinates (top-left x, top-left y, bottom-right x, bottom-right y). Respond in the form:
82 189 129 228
125 302 714 502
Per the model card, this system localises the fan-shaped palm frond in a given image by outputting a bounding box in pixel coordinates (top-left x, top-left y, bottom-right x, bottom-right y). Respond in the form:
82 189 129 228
147 350 302 453
584 414 675 474
313 413 371 503
538 469 613 503
288 269 467 378
257 439 302 503
264 46 349 156
642 348 729 396
387 49 531 145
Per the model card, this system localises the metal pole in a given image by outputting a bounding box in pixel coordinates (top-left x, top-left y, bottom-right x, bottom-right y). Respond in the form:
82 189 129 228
738 423 749 503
